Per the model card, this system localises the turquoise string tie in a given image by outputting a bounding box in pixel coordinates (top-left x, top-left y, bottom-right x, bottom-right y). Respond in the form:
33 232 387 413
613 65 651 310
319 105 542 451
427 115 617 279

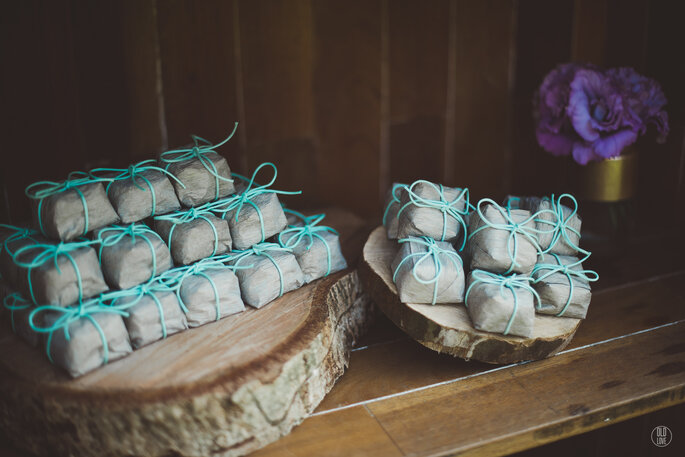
3 292 31 334
97 223 163 282
382 183 408 227
25 171 106 237
154 203 220 257
232 243 293 298
159 123 239 201
464 270 541 336
212 162 302 244
531 253 599 316
392 236 464 305
11 238 99 305
467 198 556 274
278 213 338 277
1 225 41 257
90 159 186 217
396 180 470 249
28 297 129 365
533 194 588 256
174 258 231 321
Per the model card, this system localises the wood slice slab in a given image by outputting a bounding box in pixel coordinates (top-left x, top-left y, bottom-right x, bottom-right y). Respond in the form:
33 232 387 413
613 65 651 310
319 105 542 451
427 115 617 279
0 209 373 457
360 226 582 364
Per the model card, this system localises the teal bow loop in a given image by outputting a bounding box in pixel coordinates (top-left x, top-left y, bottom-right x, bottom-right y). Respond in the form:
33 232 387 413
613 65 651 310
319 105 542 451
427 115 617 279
3 292 31 333
531 253 599 316
393 236 464 305
534 193 587 256
278 213 338 277
398 180 470 247
233 242 293 298
0 224 40 255
465 270 540 336
29 297 129 365
382 183 409 226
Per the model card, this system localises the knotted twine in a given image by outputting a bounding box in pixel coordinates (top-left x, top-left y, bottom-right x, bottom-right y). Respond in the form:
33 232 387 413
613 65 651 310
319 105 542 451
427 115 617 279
278 210 339 277
531 253 598 316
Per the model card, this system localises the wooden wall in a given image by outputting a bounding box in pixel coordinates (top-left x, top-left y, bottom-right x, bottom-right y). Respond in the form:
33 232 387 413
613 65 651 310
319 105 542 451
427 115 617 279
1 0 684 224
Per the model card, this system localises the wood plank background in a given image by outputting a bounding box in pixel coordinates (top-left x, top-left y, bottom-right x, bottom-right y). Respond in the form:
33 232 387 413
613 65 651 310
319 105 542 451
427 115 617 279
1 0 684 224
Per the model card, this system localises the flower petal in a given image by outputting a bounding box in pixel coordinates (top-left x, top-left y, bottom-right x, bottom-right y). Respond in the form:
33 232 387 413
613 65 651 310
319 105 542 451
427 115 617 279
572 142 597 165
536 128 574 156
593 129 638 159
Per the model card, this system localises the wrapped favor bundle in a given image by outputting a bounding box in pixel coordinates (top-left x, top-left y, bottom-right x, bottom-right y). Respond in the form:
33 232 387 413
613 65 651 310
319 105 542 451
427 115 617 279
467 199 546 275
91 160 182 223
26 171 120 241
3 292 41 346
382 182 407 239
159 124 238 207
171 257 245 327
278 211 347 284
531 253 598 318
11 239 108 307
154 204 232 265
97 223 173 289
397 180 469 246
465 270 539 338
230 243 305 308
108 280 187 349
0 225 43 288
214 162 299 250
391 236 465 305
29 298 132 377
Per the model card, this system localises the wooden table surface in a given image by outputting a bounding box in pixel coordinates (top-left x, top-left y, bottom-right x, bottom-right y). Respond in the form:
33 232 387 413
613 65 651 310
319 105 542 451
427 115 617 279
251 236 685 457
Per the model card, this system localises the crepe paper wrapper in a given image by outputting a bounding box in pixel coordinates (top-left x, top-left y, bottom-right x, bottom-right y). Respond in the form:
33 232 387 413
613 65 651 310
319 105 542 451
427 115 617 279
390 238 465 305
279 230 347 284
117 290 188 349
465 271 535 338
106 170 181 223
44 310 132 378
397 181 467 242
3 293 41 347
232 250 305 309
18 245 109 307
97 226 173 290
166 152 235 207
383 183 407 240
155 215 232 265
532 254 592 319
178 267 245 327
468 204 538 275
222 192 288 250
31 182 120 241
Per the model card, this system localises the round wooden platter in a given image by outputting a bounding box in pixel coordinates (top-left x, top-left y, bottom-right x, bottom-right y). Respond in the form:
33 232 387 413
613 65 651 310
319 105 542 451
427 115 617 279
0 209 373 457
359 226 582 364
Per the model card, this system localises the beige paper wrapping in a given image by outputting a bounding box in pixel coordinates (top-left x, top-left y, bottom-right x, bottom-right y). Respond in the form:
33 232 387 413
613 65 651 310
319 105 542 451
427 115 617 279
179 268 245 327
98 228 173 290
467 204 538 275
3 293 41 347
106 170 181 223
279 230 348 284
397 181 467 242
390 238 465 304
222 193 288 250
155 215 232 265
532 254 592 318
119 290 188 349
45 311 132 378
166 152 235 207
31 182 120 241
383 183 407 240
465 271 535 338
232 251 305 308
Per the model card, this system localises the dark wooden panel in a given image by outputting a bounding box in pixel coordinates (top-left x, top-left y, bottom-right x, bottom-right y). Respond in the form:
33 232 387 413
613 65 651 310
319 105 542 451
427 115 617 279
312 0 382 217
571 0 608 65
387 0 449 185
449 0 516 200
605 0 648 70
156 0 243 169
238 0 317 207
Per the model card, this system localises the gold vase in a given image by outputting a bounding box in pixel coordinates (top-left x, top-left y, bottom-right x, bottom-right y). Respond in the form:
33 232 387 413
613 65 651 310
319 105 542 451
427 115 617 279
575 150 638 202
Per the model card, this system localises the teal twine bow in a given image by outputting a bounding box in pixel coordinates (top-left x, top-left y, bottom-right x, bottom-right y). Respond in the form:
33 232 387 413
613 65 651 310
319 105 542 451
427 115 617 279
12 238 100 305
154 203 220 257
392 236 463 305
533 194 588 256
1 224 41 256
464 270 541 336
278 212 338 277
232 242 293 298
382 183 408 226
212 162 302 243
25 171 106 237
97 223 164 283
467 198 557 274
531 253 599 316
90 159 186 217
3 292 31 334
28 297 129 365
159 123 239 201
397 180 470 249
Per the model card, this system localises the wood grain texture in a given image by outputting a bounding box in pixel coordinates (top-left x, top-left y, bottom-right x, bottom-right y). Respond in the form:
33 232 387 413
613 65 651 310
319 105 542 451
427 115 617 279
0 210 373 457
360 226 581 363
